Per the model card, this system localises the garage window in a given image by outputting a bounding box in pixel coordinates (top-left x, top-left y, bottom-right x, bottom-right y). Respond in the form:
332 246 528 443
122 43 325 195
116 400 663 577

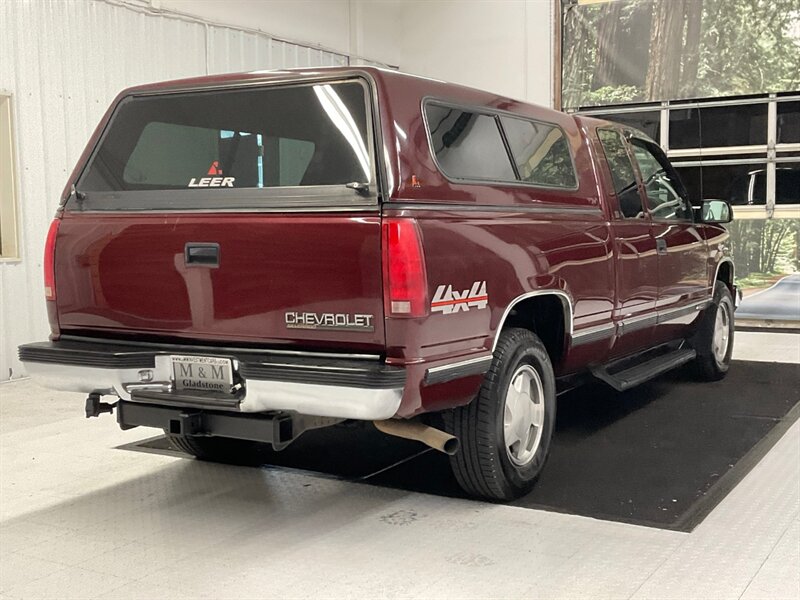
0 94 19 259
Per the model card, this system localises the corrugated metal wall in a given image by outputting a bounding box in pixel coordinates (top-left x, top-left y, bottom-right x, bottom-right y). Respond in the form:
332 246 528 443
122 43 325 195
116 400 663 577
0 0 369 381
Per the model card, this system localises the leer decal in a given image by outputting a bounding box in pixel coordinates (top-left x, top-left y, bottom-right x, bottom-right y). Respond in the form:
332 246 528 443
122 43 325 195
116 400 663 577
431 281 488 314
188 177 236 188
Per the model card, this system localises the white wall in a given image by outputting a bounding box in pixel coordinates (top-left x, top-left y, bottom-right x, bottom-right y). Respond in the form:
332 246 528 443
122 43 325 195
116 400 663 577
0 0 379 380
385 0 554 107
159 0 353 57
156 0 403 67
157 0 554 105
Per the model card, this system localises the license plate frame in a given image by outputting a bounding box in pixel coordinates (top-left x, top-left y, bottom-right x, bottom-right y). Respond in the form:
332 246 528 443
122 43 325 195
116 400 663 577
171 355 234 394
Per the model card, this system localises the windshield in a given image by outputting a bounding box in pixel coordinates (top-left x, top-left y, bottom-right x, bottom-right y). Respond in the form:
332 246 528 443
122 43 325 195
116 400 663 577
79 81 372 194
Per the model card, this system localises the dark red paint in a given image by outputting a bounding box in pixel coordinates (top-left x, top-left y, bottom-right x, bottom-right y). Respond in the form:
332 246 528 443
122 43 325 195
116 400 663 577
47 67 731 418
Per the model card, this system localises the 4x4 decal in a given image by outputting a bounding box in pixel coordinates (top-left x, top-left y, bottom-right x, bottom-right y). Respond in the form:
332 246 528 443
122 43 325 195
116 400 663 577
431 281 488 314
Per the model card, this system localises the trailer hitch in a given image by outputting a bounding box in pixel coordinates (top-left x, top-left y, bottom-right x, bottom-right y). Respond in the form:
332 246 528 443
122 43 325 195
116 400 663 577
85 393 115 418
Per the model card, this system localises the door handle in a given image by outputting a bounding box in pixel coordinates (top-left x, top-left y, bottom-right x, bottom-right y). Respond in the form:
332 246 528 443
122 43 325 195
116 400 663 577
656 239 668 256
185 243 220 267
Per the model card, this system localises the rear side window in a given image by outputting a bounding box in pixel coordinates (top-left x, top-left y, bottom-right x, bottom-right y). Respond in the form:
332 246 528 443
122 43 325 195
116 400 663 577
80 81 371 193
426 105 515 181
499 116 576 188
425 102 577 190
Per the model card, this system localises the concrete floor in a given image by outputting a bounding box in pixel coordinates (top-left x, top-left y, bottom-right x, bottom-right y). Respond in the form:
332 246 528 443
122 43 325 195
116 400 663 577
1 331 798 600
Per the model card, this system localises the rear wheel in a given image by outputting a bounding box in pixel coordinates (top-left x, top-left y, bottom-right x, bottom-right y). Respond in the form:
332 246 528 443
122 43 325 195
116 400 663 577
165 433 273 467
691 284 735 381
444 328 556 501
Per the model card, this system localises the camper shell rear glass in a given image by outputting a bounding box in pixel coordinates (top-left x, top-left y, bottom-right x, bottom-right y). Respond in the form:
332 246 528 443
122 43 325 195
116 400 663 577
74 79 376 211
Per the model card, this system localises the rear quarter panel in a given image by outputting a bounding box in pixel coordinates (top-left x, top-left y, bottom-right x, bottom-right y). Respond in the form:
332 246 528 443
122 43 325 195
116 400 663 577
373 74 616 416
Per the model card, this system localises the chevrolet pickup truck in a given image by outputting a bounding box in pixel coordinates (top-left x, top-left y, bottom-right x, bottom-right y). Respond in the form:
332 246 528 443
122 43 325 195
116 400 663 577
19 67 737 501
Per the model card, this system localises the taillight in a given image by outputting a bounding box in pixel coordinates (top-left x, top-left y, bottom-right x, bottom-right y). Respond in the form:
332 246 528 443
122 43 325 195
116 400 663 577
44 218 61 301
382 218 429 317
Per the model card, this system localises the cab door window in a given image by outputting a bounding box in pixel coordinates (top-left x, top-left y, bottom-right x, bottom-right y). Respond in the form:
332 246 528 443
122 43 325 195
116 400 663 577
630 139 693 221
597 128 644 218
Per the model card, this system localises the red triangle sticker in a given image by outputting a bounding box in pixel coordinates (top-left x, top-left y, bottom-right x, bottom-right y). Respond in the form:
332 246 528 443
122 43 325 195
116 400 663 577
207 161 223 175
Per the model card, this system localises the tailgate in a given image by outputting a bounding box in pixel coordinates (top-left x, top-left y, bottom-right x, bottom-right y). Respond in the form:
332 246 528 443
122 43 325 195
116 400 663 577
54 77 385 351
54 212 385 350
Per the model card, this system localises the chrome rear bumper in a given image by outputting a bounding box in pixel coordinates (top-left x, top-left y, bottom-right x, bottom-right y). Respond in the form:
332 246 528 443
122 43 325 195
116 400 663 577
19 338 404 420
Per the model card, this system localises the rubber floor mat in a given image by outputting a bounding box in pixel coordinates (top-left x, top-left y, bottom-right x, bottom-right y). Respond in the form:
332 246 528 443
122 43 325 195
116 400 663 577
127 360 800 531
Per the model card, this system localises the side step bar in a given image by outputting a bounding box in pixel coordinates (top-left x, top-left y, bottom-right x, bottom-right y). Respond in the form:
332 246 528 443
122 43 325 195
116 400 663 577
591 347 696 392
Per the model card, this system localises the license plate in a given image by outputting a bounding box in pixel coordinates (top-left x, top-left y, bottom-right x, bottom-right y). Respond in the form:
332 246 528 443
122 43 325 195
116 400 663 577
171 355 233 393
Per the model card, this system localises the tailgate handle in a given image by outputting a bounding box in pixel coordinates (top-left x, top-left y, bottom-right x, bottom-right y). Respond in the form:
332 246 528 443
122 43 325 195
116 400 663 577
185 243 219 267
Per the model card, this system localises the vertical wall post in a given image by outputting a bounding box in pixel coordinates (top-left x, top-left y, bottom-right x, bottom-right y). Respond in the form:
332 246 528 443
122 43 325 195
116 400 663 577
766 95 777 218
660 101 669 152
552 0 563 111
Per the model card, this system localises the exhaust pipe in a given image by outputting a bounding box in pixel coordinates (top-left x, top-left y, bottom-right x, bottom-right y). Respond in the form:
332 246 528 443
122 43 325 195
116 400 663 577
373 419 460 455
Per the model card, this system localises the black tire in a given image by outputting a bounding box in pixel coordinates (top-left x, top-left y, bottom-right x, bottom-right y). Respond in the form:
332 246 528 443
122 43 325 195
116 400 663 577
443 328 557 501
165 433 273 467
690 284 735 381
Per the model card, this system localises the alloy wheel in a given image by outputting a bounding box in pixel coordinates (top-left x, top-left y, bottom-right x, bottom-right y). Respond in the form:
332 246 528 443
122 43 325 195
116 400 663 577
503 364 545 466
712 301 731 363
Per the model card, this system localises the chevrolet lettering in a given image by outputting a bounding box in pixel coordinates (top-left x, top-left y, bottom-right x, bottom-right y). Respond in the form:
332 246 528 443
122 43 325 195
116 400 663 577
19 67 737 501
285 312 375 331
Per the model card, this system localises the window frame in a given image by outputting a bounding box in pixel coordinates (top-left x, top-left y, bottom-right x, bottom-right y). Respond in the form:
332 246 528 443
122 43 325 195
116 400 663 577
422 97 580 192
69 76 380 213
0 93 20 260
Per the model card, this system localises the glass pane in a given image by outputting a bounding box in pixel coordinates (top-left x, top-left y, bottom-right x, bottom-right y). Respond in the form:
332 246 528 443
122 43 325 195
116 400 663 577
776 163 800 205
674 162 768 205
426 105 515 181
80 81 370 192
278 138 316 186
777 102 800 144
123 123 219 187
561 0 800 110
498 116 577 188
669 103 767 149
597 128 643 218
591 111 660 141
630 139 692 220
675 163 768 205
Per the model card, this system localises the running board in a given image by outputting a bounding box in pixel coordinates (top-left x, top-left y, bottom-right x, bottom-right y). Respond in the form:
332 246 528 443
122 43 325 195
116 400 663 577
591 348 697 392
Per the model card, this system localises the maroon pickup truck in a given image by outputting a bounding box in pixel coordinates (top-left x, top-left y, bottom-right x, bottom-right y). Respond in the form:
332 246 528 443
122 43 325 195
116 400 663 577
19 67 737 500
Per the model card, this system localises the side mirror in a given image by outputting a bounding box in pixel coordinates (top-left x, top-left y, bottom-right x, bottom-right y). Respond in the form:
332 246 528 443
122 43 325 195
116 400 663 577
698 199 733 224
